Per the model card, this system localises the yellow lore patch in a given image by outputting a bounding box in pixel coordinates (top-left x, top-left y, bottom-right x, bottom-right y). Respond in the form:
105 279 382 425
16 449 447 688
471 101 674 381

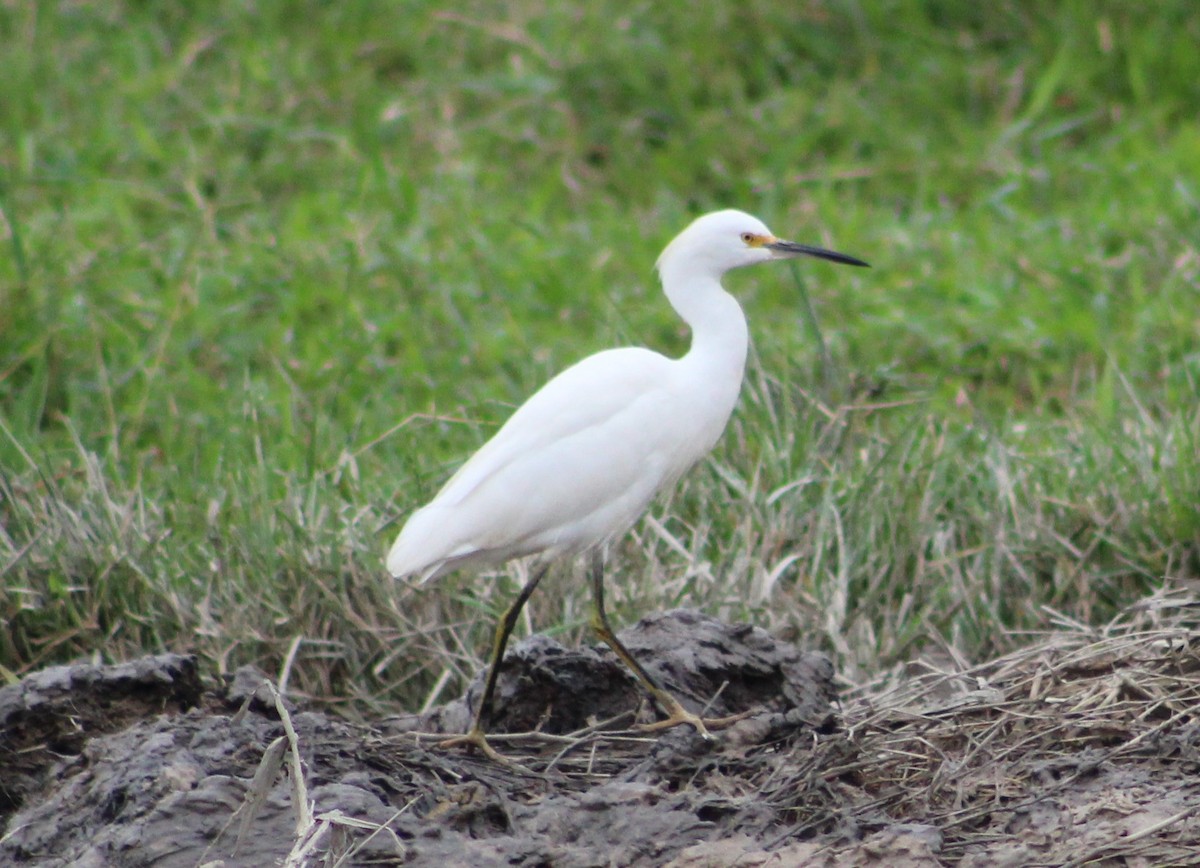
739 232 776 248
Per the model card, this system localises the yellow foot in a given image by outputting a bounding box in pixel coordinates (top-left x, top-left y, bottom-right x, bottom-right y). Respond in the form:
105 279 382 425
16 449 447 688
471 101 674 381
437 729 536 774
634 696 753 739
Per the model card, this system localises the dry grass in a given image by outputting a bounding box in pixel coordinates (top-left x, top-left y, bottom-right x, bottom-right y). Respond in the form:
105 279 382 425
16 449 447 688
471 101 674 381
797 591 1200 863
329 591 1200 863
2 384 1196 723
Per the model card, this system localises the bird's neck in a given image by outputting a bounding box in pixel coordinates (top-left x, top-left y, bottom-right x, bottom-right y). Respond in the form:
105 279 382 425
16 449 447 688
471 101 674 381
660 266 750 386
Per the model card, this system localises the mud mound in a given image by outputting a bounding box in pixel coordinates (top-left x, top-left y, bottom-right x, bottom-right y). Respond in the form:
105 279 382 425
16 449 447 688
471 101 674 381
3 606 1199 866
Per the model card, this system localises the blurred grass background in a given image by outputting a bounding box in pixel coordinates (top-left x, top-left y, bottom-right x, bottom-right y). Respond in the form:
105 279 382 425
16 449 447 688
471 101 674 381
1 0 1198 712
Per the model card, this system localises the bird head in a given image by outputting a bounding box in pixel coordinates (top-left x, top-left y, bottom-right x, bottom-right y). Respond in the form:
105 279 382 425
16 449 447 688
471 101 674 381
656 209 868 278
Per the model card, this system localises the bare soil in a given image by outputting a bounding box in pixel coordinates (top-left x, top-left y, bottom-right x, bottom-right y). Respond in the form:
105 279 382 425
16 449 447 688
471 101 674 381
3 607 1199 866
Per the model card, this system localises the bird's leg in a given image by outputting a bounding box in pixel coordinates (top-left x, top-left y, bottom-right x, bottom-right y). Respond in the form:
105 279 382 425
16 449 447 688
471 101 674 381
587 553 746 738
439 564 549 768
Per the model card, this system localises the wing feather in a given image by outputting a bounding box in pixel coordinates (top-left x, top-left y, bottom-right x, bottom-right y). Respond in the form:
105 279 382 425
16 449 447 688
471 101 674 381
387 347 701 579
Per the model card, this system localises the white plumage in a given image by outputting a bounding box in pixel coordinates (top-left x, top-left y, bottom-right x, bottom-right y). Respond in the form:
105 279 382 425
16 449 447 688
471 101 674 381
387 209 867 765
386 346 737 581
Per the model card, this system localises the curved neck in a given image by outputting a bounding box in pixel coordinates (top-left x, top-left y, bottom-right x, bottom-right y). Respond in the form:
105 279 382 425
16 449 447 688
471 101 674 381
658 259 749 382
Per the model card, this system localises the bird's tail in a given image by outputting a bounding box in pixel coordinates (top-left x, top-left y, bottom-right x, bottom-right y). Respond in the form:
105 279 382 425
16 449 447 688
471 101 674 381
386 505 467 582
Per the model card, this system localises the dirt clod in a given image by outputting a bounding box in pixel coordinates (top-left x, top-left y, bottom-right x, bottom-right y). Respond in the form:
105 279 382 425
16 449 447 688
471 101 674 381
3 607 1200 866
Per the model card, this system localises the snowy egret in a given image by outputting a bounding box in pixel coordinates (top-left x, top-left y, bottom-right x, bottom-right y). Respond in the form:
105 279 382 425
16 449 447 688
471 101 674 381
389 209 867 763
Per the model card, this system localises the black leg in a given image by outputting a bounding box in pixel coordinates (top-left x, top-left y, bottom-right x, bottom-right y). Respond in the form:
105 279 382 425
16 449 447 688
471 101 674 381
439 564 549 766
473 564 549 732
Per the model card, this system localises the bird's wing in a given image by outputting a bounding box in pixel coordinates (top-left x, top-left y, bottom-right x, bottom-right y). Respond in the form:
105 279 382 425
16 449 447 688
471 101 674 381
388 347 694 579
431 347 672 508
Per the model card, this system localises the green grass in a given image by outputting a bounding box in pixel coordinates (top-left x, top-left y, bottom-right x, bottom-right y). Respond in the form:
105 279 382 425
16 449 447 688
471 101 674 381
1 0 1198 709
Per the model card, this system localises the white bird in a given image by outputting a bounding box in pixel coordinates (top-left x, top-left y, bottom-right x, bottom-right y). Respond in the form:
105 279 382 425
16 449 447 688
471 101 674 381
388 209 867 764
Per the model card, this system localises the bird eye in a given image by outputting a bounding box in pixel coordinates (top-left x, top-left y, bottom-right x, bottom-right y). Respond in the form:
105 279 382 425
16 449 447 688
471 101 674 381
740 232 757 245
